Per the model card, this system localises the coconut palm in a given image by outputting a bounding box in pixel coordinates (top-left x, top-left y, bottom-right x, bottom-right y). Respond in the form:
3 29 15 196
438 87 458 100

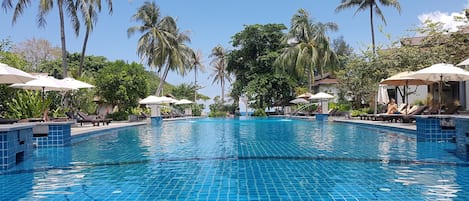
189 49 205 101
210 45 230 104
276 9 338 92
77 0 113 77
155 29 192 96
127 1 174 69
2 0 80 78
335 0 401 54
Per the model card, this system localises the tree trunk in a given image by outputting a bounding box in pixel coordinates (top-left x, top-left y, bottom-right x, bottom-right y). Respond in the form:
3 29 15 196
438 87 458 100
58 0 68 78
156 64 170 96
308 68 312 92
221 78 225 104
79 27 90 77
194 65 197 101
370 4 376 55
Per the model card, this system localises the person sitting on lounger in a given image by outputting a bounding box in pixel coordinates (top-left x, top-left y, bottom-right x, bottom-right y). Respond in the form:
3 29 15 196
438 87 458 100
386 98 400 114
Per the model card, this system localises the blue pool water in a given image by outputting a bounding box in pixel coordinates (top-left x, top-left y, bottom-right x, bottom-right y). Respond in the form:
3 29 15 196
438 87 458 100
2 117 469 200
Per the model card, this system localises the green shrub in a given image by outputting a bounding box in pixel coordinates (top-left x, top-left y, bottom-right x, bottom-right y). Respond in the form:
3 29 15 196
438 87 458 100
192 104 202 116
351 110 366 117
209 111 226 117
252 109 267 117
413 99 426 106
7 90 50 119
106 111 128 121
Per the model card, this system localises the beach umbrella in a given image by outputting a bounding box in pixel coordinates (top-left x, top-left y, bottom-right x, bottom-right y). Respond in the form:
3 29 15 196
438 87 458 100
0 62 35 84
309 92 334 114
374 84 390 114
409 63 469 82
10 75 74 113
380 71 431 86
457 58 469 67
380 71 432 104
297 92 313 98
59 77 95 112
175 99 193 105
60 77 94 89
377 84 389 105
408 63 469 114
309 92 334 100
289 98 309 104
139 96 178 105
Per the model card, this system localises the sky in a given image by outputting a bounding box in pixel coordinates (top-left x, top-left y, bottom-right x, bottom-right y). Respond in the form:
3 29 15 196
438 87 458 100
1 0 468 111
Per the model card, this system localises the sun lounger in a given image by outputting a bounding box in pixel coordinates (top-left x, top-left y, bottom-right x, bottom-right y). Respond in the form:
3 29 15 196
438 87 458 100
138 112 149 120
0 117 18 124
441 104 461 115
381 105 428 123
77 111 112 126
66 111 100 126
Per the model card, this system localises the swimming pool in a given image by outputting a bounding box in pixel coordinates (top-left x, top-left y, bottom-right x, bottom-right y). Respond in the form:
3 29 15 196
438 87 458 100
1 117 469 200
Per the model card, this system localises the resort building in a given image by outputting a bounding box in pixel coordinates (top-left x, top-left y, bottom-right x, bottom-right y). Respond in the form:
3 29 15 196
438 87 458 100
313 73 339 102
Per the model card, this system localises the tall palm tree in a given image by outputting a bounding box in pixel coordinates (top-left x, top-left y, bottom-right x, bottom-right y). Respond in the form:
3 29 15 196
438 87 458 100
128 1 191 96
335 0 401 54
77 0 113 77
277 9 338 92
189 49 205 101
155 29 192 96
210 45 230 104
2 0 80 78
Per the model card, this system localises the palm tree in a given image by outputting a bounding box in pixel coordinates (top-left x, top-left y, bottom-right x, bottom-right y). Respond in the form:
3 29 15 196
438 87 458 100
335 0 401 54
128 1 191 96
277 9 338 92
189 49 205 101
210 45 230 104
155 29 192 96
77 0 113 77
2 0 80 78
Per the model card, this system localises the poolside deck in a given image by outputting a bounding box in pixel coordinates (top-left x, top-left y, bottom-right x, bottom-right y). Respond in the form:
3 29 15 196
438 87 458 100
71 120 148 136
332 117 417 131
71 116 204 136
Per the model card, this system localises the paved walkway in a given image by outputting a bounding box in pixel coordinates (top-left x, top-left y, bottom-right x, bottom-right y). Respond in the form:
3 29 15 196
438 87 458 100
71 120 149 136
333 118 417 131
71 116 204 136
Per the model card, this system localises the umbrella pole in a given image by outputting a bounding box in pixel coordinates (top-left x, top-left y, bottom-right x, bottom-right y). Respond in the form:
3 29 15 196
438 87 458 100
42 87 45 119
405 81 409 115
438 76 443 115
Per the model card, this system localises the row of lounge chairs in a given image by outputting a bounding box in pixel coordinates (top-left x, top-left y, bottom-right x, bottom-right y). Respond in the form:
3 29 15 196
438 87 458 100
66 111 112 126
359 103 462 123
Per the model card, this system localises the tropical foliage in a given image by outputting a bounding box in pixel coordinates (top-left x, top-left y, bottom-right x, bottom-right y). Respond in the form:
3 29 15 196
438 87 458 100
127 1 193 96
210 45 230 104
6 90 50 119
276 9 338 92
95 61 148 113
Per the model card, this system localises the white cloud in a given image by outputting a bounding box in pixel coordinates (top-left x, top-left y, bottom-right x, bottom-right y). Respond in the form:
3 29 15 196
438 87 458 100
418 11 466 32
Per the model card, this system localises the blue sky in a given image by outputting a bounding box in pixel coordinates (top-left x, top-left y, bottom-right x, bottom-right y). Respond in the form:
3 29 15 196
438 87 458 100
1 0 468 110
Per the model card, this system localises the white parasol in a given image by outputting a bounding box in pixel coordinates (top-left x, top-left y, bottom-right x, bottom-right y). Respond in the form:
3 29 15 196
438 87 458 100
0 62 35 84
60 77 94 90
175 99 193 105
409 63 469 114
289 98 309 104
309 92 334 114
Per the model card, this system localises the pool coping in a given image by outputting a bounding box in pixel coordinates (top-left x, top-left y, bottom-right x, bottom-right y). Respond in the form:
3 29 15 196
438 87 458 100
333 118 417 135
